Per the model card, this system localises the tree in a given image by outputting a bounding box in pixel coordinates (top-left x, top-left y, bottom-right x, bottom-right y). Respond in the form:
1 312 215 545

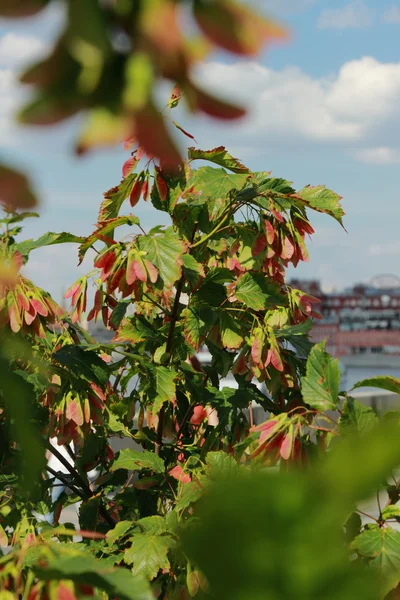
2 2 400 599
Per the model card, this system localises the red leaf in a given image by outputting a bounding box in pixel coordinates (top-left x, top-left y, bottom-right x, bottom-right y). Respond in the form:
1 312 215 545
56 583 77 600
194 86 246 120
13 250 23 271
173 120 196 141
190 406 208 425
126 259 137 286
122 156 137 178
66 396 84 427
129 177 143 208
30 298 48 317
271 207 284 223
135 105 181 170
64 282 80 300
251 335 263 366
194 1 287 57
169 465 191 484
145 259 158 283
252 233 267 257
263 218 275 244
155 170 168 201
280 235 295 260
142 178 149 202
280 429 293 460
133 258 147 283
124 135 136 151
270 348 284 372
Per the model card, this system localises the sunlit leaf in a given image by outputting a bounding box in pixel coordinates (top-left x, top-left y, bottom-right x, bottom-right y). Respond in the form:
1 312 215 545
110 449 165 474
301 340 340 411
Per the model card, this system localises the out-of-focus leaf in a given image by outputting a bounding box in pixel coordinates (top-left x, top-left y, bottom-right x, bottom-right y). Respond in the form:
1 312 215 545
34 553 152 600
340 397 378 435
183 423 400 600
76 108 132 155
188 146 250 174
0 354 45 496
301 340 340 411
193 0 286 56
0 164 38 209
110 449 165 474
0 0 48 18
135 104 182 171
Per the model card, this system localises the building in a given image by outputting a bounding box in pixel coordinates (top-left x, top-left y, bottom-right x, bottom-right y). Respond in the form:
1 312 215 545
290 276 400 357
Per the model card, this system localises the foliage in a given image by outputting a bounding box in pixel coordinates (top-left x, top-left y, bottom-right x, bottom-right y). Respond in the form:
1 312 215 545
1 2 400 600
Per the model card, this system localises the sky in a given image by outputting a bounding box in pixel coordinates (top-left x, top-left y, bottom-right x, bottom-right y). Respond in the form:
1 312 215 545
1 0 400 300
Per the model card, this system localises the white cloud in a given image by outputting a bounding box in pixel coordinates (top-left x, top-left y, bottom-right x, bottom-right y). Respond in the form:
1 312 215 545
0 32 48 67
355 147 400 164
368 241 400 257
192 56 400 149
317 1 372 29
382 5 400 23
254 0 317 15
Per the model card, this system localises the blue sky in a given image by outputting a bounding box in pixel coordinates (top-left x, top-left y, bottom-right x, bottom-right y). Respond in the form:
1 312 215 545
1 0 400 301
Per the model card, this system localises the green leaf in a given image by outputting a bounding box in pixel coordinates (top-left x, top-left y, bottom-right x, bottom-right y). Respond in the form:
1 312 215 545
351 376 400 395
182 254 205 287
188 146 251 174
34 553 151 600
235 273 280 311
0 357 45 497
135 516 168 535
79 215 140 262
219 312 243 350
183 303 216 351
148 365 177 414
110 449 165 474
340 398 378 435
109 299 131 330
382 506 400 521
16 231 84 257
352 526 400 587
106 521 134 546
296 185 344 226
256 176 295 196
99 174 138 222
53 345 109 387
124 534 173 581
138 228 185 288
205 451 239 479
301 341 340 410
175 482 204 512
186 167 248 200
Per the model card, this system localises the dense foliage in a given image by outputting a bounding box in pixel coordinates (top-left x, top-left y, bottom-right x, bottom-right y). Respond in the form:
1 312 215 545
2 2 400 600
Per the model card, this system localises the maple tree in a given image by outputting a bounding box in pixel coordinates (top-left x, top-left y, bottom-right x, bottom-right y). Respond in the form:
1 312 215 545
2 1 400 600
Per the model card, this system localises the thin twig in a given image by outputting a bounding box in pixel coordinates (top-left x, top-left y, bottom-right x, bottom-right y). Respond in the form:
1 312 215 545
357 509 379 523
